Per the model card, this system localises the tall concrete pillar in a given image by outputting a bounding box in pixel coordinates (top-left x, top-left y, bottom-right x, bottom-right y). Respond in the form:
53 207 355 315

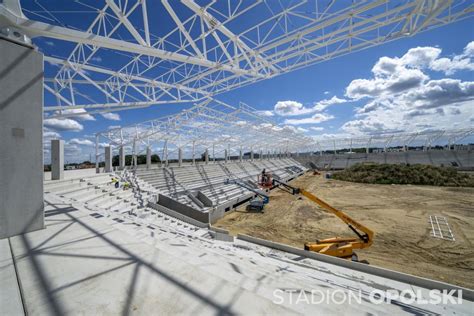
259 150 263 160
146 146 151 169
212 144 216 163
51 139 64 180
132 139 137 167
192 141 195 165
224 149 228 163
178 148 183 166
205 148 209 164
239 146 243 162
104 146 112 172
119 146 125 169
0 38 44 238
250 149 254 161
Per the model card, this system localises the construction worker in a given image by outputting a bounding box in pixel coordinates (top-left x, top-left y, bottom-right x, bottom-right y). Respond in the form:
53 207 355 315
122 181 130 190
111 177 120 188
261 169 269 186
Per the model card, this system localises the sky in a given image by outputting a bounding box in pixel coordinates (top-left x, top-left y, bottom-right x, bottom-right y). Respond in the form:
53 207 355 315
24 2 474 163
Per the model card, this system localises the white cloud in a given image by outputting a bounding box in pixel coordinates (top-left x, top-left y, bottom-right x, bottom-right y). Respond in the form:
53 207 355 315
284 113 334 125
346 67 427 99
274 96 348 117
90 56 103 63
55 108 95 121
44 118 83 132
309 127 324 131
347 42 474 100
274 100 314 116
108 125 121 130
313 96 348 111
69 138 94 146
341 119 401 135
324 91 330 95
430 41 474 75
400 46 441 69
256 110 274 117
101 112 121 121
43 130 60 140
342 41 474 135
402 79 474 109
282 125 308 133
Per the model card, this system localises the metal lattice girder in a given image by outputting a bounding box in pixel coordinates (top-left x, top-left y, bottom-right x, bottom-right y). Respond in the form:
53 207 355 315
1 0 472 115
96 98 312 159
313 128 474 152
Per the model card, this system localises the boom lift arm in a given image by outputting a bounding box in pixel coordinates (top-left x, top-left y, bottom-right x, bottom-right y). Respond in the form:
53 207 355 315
273 179 374 259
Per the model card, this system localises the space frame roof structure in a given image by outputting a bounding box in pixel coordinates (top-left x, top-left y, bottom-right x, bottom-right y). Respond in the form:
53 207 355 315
312 128 474 152
1 0 472 114
97 98 315 158
0 0 473 156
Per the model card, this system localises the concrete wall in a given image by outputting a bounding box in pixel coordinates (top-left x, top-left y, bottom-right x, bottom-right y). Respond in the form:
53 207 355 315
0 39 44 238
155 194 209 223
296 149 474 170
147 201 208 228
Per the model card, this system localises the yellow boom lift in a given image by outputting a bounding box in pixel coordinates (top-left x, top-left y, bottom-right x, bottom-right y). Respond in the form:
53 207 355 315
272 178 374 260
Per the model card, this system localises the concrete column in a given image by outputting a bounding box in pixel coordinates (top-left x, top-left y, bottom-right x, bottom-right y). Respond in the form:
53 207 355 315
132 139 137 167
212 144 216 163
95 134 100 173
239 146 243 162
259 150 263 160
104 146 112 172
119 146 125 170
51 139 64 180
178 148 183 166
0 38 44 238
267 150 270 160
205 148 209 164
146 146 151 169
192 141 195 165
250 148 254 161
164 141 168 167
224 149 228 163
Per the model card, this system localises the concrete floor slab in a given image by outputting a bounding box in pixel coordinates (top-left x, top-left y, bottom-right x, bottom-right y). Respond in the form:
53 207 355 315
5 193 473 315
0 238 24 316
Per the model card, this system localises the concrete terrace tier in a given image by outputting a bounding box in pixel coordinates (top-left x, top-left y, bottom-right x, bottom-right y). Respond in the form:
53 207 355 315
133 158 307 223
297 149 474 170
2 189 473 315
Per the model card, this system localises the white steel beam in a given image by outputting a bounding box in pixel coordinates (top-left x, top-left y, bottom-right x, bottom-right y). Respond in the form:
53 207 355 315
0 4 260 77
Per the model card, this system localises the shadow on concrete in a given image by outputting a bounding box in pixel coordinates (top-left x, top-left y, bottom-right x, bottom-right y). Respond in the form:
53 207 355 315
13 199 236 315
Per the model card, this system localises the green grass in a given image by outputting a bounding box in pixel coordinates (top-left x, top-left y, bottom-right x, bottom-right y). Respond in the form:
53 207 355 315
332 163 474 187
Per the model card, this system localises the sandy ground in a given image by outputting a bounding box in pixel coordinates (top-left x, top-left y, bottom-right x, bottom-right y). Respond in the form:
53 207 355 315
215 172 474 289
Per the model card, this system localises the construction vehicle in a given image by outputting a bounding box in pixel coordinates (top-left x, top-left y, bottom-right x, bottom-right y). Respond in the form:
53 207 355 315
273 178 374 260
224 178 269 212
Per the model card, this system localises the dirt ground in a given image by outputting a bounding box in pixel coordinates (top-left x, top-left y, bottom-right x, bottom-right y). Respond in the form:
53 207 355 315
215 172 474 289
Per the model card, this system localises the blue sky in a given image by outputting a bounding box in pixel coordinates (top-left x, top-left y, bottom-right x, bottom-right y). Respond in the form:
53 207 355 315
24 2 473 163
